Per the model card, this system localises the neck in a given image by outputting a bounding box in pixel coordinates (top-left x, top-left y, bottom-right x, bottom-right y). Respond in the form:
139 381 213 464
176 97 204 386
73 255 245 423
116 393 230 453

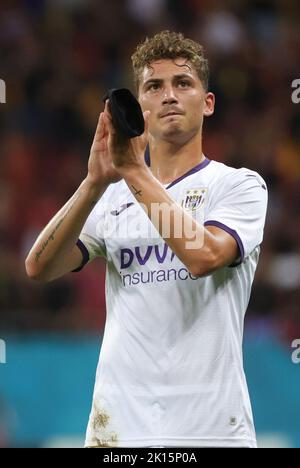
148 132 205 185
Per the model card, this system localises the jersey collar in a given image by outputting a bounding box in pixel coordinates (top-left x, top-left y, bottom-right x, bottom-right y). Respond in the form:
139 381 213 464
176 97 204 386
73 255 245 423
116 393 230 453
166 158 211 189
144 149 211 189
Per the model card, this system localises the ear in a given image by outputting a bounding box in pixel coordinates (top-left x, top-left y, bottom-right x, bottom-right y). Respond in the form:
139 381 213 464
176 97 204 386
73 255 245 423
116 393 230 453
203 92 215 117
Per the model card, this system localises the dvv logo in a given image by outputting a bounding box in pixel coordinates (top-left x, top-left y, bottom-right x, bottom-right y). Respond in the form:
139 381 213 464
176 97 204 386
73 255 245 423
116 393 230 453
0 79 6 104
120 243 176 269
0 339 6 364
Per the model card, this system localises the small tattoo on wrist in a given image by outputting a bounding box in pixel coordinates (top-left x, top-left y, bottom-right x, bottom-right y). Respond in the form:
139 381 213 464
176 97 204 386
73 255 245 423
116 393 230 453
131 185 142 197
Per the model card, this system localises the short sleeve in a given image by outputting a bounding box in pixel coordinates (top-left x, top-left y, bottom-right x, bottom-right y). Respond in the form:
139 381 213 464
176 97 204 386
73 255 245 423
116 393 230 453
73 199 107 272
204 169 268 263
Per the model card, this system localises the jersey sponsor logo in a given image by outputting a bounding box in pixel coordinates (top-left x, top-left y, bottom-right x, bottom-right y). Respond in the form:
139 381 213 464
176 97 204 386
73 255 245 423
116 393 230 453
181 188 207 211
120 243 175 269
120 267 198 286
119 243 199 286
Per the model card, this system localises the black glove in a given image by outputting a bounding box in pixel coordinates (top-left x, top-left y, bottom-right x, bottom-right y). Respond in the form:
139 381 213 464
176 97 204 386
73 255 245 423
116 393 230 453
103 88 145 138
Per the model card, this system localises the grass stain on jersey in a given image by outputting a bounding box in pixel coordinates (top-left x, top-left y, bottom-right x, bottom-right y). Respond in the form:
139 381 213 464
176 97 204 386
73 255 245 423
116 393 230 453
91 405 119 447
93 411 110 430
91 433 118 448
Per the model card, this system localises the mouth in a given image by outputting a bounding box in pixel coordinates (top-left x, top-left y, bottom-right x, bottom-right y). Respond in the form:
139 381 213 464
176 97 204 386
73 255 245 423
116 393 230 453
161 112 183 118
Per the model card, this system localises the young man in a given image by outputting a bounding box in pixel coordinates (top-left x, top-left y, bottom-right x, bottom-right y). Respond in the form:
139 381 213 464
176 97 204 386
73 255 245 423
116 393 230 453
26 31 268 448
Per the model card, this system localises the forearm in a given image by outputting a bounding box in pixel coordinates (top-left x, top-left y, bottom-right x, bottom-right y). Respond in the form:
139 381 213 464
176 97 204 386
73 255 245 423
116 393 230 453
25 177 108 281
121 166 217 276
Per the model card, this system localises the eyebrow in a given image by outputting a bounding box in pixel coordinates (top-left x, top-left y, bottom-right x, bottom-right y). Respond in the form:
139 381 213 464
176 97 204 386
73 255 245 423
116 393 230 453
143 74 194 88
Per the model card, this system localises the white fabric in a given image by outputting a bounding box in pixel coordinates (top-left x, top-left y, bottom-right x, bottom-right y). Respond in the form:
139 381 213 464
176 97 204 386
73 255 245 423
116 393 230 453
80 158 268 448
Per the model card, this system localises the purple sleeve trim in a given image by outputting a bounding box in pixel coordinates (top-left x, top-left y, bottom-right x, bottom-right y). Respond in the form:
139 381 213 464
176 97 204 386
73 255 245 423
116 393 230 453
204 220 245 266
72 239 90 272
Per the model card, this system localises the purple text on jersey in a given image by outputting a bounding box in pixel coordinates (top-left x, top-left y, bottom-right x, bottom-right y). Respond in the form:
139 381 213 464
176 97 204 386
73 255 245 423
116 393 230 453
120 243 176 269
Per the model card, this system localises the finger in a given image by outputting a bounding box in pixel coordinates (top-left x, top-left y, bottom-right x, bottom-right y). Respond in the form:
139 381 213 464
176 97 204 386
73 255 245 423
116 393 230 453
101 111 109 137
92 112 105 144
104 99 112 117
103 102 116 136
104 100 113 124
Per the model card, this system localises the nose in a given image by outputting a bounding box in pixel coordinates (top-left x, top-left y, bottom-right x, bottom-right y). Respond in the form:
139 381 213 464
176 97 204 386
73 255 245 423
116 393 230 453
162 85 178 105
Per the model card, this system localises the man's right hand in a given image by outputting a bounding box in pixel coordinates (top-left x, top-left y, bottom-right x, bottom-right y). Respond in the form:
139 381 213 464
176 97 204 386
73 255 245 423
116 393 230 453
25 110 119 283
87 112 122 188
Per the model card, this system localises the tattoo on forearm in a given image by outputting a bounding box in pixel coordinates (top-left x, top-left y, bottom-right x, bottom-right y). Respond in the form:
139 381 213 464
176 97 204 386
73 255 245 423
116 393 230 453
131 185 142 197
35 192 80 263
35 218 64 263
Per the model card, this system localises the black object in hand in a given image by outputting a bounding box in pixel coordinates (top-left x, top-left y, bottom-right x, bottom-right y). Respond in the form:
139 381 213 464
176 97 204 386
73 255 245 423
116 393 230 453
103 88 145 138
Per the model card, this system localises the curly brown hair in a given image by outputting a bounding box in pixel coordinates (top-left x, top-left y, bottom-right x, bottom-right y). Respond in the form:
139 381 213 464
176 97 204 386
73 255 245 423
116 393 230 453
131 30 209 92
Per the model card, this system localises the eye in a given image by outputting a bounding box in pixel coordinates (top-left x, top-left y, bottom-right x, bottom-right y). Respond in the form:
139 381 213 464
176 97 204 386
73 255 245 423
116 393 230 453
178 80 190 88
147 83 160 91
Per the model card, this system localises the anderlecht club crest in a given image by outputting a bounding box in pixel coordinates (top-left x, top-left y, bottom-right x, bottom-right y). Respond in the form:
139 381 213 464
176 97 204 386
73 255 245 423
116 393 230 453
181 188 207 211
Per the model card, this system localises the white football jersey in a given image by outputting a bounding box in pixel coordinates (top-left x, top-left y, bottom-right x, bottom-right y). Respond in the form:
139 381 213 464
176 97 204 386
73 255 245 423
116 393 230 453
78 157 268 448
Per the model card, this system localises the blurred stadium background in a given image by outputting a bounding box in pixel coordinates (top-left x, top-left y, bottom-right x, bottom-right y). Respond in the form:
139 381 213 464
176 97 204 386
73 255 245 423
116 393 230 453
0 0 300 448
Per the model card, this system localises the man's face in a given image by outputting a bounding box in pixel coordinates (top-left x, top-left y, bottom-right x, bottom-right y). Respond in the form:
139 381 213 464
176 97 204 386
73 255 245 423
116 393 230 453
138 58 215 144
